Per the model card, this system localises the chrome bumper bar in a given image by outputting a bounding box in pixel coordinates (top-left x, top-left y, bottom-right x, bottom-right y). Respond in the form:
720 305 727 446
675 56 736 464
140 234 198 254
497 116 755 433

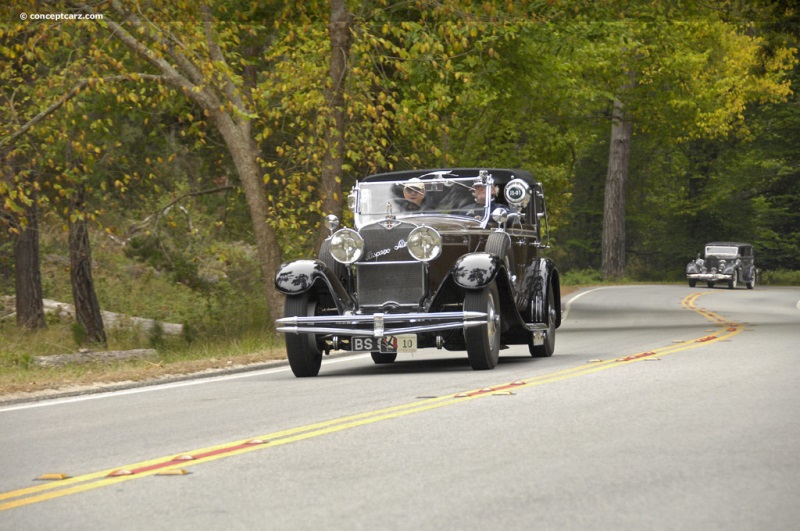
687 273 733 281
276 311 488 337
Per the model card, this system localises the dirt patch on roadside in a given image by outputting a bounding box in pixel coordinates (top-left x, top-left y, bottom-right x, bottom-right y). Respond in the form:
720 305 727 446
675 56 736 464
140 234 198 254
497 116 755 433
0 350 288 404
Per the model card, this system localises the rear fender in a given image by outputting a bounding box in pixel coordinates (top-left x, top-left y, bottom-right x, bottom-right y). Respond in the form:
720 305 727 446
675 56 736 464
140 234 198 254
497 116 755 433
530 258 561 328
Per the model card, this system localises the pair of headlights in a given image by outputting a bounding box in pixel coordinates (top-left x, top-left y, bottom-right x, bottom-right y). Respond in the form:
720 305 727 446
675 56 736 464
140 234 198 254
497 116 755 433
329 227 442 264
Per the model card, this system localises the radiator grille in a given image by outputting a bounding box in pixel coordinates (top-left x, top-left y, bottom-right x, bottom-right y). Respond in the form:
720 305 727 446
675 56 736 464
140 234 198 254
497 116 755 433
360 221 415 262
704 256 720 270
356 261 425 307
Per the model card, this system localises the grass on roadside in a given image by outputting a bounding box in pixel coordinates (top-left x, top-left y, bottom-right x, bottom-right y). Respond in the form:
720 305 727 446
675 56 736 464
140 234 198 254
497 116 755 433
0 324 286 397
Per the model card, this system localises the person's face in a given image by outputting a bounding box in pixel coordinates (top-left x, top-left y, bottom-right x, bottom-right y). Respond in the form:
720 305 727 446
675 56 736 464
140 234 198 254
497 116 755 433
404 186 424 205
473 184 489 203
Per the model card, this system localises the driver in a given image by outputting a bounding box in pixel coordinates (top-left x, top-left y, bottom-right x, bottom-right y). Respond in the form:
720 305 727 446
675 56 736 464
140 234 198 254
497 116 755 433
401 178 427 211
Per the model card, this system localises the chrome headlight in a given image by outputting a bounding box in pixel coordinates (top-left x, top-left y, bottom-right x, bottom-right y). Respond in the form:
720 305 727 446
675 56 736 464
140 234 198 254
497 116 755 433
329 228 364 264
407 226 442 262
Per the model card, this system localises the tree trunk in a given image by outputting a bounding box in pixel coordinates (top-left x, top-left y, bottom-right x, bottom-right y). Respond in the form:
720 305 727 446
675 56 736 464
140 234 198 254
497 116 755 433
314 0 354 254
14 202 46 330
601 97 633 280
89 3 286 327
69 202 107 346
210 112 285 326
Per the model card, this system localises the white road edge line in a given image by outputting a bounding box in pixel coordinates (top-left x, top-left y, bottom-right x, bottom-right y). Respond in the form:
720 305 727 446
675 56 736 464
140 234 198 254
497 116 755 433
0 354 370 413
561 286 612 322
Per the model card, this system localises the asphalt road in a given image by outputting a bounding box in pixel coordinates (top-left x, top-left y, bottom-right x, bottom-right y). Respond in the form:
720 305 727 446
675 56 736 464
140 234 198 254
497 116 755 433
1 285 799 530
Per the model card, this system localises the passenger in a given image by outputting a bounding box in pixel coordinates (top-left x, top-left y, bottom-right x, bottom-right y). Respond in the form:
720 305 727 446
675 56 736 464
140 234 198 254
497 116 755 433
472 181 498 210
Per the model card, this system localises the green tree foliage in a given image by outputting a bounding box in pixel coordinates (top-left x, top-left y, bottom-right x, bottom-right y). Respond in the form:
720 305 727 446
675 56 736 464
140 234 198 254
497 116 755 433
2 0 800 345
551 0 797 277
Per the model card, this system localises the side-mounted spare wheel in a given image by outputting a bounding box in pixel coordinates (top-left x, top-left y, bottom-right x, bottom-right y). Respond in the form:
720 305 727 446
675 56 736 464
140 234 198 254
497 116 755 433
318 238 348 286
485 232 514 275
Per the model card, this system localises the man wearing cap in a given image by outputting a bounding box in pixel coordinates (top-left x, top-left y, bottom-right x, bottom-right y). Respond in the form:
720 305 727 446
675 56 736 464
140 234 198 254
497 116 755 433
468 181 498 217
402 178 427 211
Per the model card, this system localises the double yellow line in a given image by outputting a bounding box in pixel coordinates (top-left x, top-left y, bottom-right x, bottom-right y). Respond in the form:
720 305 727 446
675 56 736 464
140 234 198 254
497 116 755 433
1 292 742 511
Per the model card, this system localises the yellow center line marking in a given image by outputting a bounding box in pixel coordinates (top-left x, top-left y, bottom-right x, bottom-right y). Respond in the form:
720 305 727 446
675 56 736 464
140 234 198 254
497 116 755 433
0 292 740 511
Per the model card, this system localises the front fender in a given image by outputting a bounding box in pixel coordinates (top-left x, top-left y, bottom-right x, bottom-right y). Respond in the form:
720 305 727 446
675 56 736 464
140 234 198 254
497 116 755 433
274 259 353 311
452 252 502 289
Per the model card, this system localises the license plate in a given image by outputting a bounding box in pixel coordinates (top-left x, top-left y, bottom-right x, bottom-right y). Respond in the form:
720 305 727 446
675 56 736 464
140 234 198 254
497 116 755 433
351 335 417 353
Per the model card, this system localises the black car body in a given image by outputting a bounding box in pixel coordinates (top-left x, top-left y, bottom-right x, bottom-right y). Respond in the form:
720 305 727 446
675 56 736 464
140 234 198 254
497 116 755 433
685 242 756 289
274 168 561 377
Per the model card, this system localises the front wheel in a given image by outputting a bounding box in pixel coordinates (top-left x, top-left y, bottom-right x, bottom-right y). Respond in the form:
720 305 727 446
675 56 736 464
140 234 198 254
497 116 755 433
284 293 323 377
529 287 556 357
688 280 697 288
728 271 738 290
707 282 715 288
464 282 501 370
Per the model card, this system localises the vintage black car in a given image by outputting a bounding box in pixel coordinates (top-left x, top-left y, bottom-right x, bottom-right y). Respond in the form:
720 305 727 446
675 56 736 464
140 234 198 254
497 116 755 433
274 168 561 377
685 242 756 289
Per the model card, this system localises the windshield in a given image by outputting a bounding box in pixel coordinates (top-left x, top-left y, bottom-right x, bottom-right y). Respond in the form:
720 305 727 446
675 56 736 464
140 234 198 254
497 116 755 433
706 245 738 256
353 176 491 227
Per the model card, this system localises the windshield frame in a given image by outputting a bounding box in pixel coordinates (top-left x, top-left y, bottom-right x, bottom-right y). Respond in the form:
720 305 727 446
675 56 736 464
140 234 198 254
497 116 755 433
705 245 739 256
352 175 493 229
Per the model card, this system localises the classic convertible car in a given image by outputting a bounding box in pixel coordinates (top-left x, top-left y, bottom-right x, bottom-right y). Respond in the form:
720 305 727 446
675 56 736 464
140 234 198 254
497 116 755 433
686 242 756 289
274 168 561 377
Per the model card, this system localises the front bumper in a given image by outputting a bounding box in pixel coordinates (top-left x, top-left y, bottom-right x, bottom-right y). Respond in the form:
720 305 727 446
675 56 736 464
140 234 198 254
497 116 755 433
687 273 733 282
276 311 488 337
276 310 550 337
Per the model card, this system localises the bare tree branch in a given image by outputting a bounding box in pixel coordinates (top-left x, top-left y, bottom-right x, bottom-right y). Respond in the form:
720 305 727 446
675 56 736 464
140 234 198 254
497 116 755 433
72 1 213 111
107 0 207 87
125 185 234 239
157 184 234 214
0 75 163 149
200 3 248 116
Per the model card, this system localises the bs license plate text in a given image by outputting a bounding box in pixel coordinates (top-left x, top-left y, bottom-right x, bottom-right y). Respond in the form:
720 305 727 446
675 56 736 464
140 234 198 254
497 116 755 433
351 335 416 353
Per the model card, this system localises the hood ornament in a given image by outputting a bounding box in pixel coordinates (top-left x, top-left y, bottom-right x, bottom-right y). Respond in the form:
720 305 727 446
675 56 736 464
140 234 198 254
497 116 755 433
381 201 400 228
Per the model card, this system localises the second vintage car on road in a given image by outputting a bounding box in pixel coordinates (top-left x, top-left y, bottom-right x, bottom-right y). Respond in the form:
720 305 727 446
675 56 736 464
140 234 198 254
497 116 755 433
685 242 756 289
274 168 561 377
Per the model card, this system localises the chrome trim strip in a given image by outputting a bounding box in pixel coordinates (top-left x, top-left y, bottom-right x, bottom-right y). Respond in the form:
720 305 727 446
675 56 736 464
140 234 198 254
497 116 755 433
276 311 489 337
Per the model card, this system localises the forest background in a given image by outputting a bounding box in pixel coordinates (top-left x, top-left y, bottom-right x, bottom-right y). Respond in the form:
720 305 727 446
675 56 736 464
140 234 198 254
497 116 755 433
1 0 799 384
